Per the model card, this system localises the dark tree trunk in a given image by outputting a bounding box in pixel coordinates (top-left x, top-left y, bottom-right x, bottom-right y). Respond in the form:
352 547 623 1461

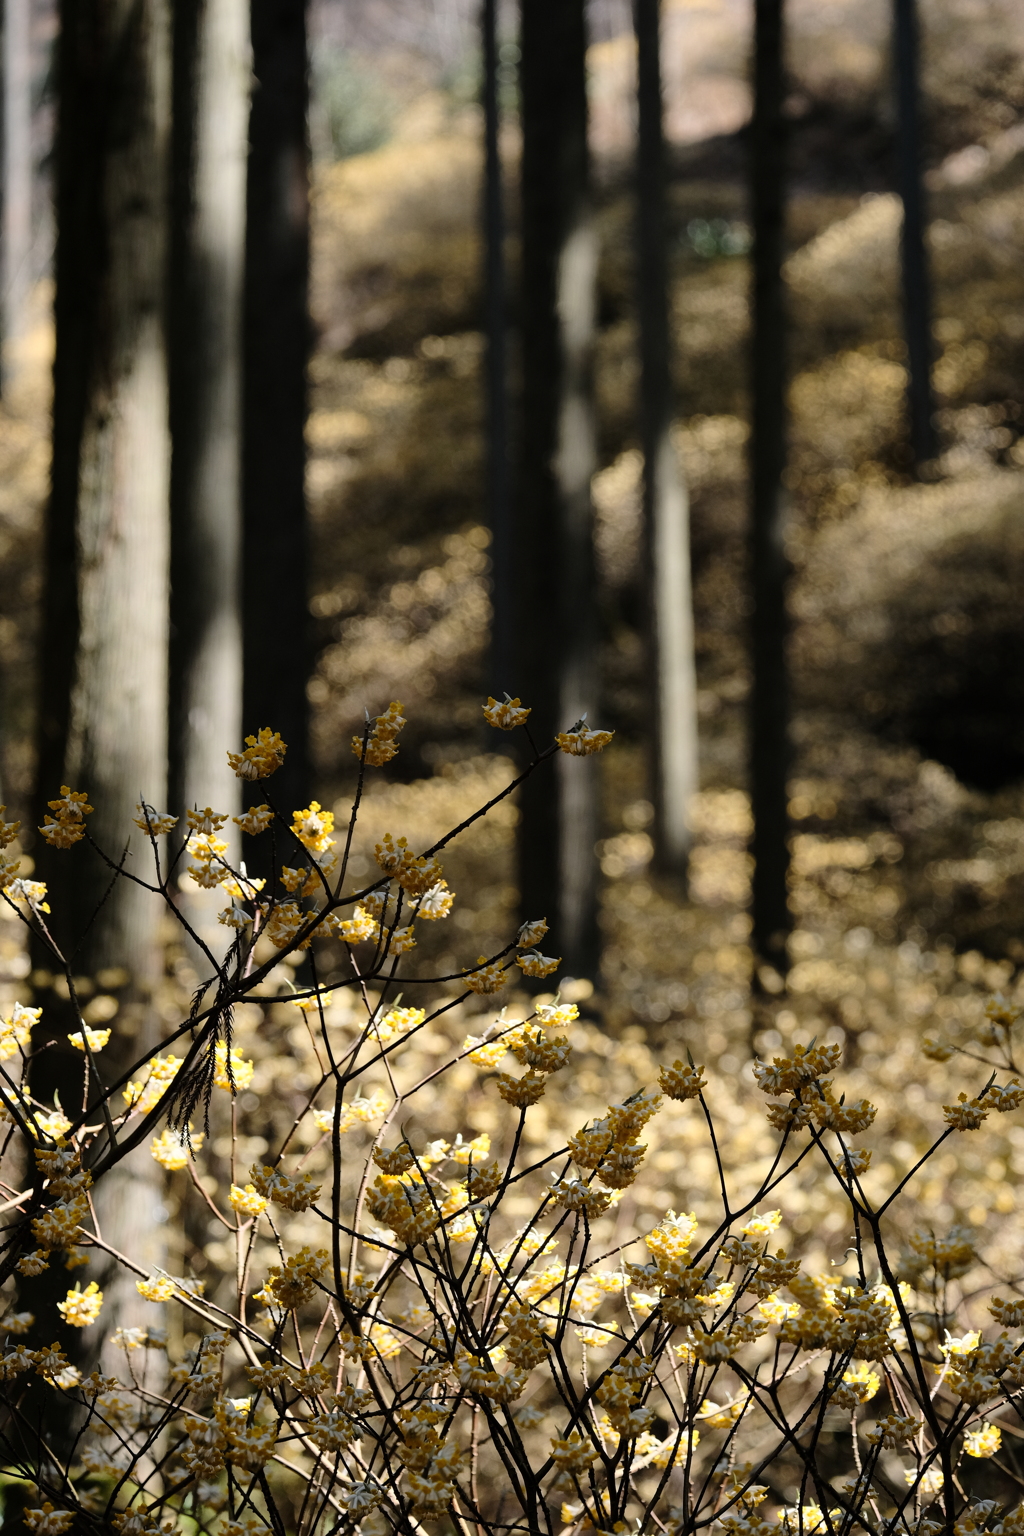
2 0 32 393
634 0 698 879
516 0 599 980
482 0 511 694
29 0 172 1424
749 0 791 976
893 0 936 470
169 0 249 949
242 0 310 844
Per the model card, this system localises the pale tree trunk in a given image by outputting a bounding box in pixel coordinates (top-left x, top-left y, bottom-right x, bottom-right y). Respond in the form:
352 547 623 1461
29 0 171 1409
170 0 250 954
482 0 511 693
634 0 698 879
517 0 600 981
893 0 936 470
749 0 791 977
2 0 33 394
242 0 310 855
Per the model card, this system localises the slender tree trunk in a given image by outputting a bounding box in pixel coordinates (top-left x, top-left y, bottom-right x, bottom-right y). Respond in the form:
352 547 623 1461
749 0 790 976
29 0 171 1417
517 0 600 980
169 0 250 948
242 0 310 848
893 0 936 470
634 0 698 880
482 0 511 695
2 0 32 393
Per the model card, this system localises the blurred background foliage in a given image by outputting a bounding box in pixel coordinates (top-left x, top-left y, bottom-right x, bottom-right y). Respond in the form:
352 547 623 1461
2 0 1024 1079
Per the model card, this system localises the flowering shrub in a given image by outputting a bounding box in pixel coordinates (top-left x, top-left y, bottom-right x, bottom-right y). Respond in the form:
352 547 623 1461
3 705 1024 1536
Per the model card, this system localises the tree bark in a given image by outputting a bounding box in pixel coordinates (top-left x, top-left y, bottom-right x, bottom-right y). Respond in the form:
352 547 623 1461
893 0 936 470
749 0 791 975
516 0 600 981
29 0 172 1414
2 0 33 393
169 0 250 951
634 0 699 880
482 0 511 695
242 0 310 849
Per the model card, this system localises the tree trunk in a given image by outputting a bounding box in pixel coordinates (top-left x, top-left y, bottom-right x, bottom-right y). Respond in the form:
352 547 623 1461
516 0 600 981
893 0 936 470
169 0 250 952
29 0 171 1415
749 0 791 976
242 0 310 849
634 0 699 880
482 0 511 695
2 0 33 393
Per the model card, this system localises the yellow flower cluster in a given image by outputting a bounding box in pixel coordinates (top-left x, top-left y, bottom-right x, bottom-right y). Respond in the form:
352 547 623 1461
597 1358 657 1439
397 1405 463 1518
352 700 406 766
568 1089 661 1188
516 949 561 978
658 1059 707 1100
248 1162 321 1211
365 1170 440 1246
234 802 274 835
555 720 615 755
56 1281 103 1328
227 727 287 780
39 786 93 849
465 956 508 994
67 1025 110 1053
483 695 531 730
185 830 230 888
312 1085 388 1135
253 1246 328 1310
24 1504 75 1535
0 1001 41 1062
150 1126 203 1170
212 1041 254 1092
123 1053 181 1115
133 801 177 836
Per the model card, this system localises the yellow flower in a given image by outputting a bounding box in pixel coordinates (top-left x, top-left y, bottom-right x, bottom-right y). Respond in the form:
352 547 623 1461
67 1026 111 1053
24 1503 75 1535
964 1422 1001 1458
150 1127 202 1170
418 880 454 919
555 720 614 755
4 878 48 911
213 1042 254 1093
234 803 274 834
549 1432 599 1472
249 1163 321 1211
517 917 549 947
866 1414 921 1447
292 989 333 1015
291 801 335 853
0 1001 41 1061
465 957 508 994
57 1281 103 1328
659 1060 707 1100
483 695 531 730
943 1092 989 1130
38 787 93 849
353 701 406 765
123 1053 181 1115
516 950 561 978
495 1070 547 1107
230 1184 268 1217
132 803 178 835
227 727 287 780
337 905 379 944
136 1275 176 1303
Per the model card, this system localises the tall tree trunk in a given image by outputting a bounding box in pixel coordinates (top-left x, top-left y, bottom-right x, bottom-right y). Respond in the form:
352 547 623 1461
482 0 511 695
516 0 600 981
749 0 791 976
893 0 936 470
634 0 698 880
2 0 33 393
29 0 171 1417
243 0 310 849
169 0 250 950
